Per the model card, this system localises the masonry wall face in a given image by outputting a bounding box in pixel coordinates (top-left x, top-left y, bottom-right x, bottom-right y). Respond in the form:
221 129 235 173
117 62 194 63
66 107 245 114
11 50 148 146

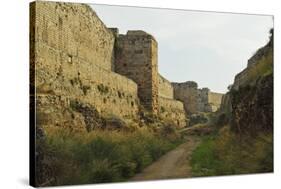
35 2 115 71
173 82 223 113
232 68 248 90
158 97 186 128
220 93 232 113
208 92 223 108
158 74 174 99
172 82 198 114
115 31 159 113
158 75 188 127
197 88 209 112
31 2 140 131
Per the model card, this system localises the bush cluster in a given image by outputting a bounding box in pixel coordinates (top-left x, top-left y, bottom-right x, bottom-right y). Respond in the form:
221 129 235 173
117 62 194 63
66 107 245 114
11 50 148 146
37 128 181 186
191 126 273 176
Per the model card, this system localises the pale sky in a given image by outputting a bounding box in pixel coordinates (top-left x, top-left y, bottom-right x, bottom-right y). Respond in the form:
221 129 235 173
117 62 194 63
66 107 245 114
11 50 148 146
90 4 273 93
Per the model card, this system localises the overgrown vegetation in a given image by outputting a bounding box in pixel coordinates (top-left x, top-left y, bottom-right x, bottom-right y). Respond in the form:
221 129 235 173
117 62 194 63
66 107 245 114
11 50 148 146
97 83 109 94
235 29 273 89
191 29 273 177
243 49 273 87
82 85 91 95
191 126 273 177
189 113 208 127
117 90 124 98
37 126 183 186
70 100 104 131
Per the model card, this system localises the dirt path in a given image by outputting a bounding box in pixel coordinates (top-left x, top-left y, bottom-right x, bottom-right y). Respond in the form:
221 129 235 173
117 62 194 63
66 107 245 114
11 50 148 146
130 136 201 181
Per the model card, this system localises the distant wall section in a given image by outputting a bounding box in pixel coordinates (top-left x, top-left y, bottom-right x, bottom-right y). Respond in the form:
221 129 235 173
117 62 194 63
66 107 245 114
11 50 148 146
197 88 209 112
208 92 223 111
173 82 223 114
172 81 198 114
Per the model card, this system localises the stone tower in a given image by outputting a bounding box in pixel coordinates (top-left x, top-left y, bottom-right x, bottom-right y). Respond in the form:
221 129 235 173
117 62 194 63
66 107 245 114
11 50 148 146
114 30 159 113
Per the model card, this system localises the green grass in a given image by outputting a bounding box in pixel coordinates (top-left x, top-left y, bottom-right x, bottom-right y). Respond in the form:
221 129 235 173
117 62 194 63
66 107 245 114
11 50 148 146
37 127 182 186
191 127 273 177
191 135 221 176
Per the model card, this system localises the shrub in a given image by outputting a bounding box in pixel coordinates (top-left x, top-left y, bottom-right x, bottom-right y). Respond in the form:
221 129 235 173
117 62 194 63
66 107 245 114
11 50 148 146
191 126 273 176
117 90 122 98
81 85 91 95
189 113 208 127
70 100 104 131
104 117 127 130
97 84 109 94
88 159 120 183
37 128 181 186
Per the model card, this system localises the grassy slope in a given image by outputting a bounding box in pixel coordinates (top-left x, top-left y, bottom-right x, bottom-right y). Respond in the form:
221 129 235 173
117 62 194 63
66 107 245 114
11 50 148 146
37 126 183 186
191 39 273 177
191 127 273 176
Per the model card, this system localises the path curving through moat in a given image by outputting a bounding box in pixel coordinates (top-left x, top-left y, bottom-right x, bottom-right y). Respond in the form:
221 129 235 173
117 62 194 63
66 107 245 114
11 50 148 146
130 136 201 181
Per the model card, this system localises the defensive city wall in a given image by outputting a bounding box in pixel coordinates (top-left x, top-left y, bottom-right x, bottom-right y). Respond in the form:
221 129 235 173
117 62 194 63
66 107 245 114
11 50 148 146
30 1 223 131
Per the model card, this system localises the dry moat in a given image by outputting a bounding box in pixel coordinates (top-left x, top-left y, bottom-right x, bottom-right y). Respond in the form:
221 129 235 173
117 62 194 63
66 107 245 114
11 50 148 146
30 1 273 187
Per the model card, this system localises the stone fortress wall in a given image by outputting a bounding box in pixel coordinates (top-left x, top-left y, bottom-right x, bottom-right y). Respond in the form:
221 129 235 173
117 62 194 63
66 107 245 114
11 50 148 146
158 74 186 127
31 1 223 130
232 37 273 90
173 82 223 114
197 88 210 112
158 74 174 99
208 91 224 112
31 1 140 131
172 81 198 114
